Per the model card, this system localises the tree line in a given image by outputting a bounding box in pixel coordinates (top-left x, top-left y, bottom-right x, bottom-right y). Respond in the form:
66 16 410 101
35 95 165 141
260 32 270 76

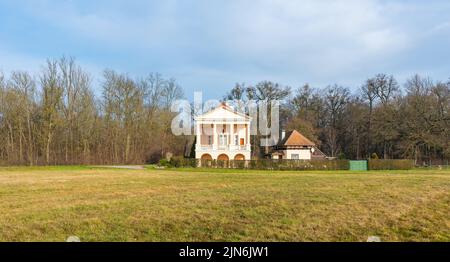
225 75 450 163
0 57 185 165
1 57 449 165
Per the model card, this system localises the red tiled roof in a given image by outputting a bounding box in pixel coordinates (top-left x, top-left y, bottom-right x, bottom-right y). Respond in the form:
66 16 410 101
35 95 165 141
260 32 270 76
278 130 315 147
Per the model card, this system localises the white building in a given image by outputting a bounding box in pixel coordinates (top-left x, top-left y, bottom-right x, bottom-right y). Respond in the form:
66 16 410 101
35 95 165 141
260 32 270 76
195 103 251 161
271 130 326 160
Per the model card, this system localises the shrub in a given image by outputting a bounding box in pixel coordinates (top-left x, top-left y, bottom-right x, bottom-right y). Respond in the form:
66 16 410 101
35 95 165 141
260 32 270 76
231 160 246 169
164 158 415 171
215 160 225 168
196 159 350 171
368 159 414 170
158 159 171 167
169 156 196 168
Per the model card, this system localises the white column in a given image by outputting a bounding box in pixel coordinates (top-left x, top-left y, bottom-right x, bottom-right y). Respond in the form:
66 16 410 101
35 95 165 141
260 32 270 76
196 122 201 149
230 123 234 148
213 123 217 150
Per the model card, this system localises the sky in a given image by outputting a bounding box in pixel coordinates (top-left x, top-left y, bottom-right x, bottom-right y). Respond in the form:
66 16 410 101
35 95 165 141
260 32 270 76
0 0 449 99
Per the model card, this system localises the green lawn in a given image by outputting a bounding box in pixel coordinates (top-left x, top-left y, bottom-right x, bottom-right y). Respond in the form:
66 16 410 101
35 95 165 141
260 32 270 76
0 166 449 242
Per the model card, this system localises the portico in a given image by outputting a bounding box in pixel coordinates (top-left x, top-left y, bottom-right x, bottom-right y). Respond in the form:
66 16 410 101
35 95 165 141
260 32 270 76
195 104 251 161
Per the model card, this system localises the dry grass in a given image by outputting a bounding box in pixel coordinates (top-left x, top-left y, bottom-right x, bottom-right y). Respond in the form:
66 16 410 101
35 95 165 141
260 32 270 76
0 166 449 242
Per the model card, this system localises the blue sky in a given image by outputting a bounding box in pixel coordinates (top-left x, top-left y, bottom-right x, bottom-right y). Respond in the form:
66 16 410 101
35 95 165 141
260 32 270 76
0 0 450 99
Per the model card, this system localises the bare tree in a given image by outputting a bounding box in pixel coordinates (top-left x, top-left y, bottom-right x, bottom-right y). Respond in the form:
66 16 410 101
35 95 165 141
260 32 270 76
322 85 350 157
9 71 36 165
361 77 378 157
40 59 64 165
58 57 92 163
373 74 399 104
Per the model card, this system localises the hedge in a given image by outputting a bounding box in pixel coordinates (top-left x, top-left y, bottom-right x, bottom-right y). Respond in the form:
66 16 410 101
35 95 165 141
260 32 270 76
163 157 414 171
368 159 415 170
166 157 349 170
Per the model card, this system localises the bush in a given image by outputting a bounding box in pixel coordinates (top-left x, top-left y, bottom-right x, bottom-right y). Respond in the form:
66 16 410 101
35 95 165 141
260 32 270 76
158 159 171 167
197 159 350 171
169 156 196 168
231 160 246 169
216 160 229 168
159 157 414 171
368 159 414 170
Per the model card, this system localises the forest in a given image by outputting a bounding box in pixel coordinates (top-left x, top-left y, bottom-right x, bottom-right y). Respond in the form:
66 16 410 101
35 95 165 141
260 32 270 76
0 57 449 165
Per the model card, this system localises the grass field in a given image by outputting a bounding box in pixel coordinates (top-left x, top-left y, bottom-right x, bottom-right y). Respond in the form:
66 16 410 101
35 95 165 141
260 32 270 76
0 166 449 242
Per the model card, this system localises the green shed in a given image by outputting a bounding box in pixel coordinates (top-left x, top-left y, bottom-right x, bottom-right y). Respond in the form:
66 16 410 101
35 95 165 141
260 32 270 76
349 160 368 171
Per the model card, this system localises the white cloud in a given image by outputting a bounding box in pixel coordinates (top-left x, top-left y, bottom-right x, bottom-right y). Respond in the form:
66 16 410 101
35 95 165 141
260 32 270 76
215 0 413 76
22 0 181 50
3 0 450 96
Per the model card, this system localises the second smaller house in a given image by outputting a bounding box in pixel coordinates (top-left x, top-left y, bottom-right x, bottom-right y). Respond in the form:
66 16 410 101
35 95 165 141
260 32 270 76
272 130 326 160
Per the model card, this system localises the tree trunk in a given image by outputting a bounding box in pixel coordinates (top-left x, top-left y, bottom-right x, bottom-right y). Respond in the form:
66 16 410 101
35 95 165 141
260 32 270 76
8 123 14 163
46 131 52 165
27 114 33 166
125 133 131 164
356 136 360 160
19 123 23 164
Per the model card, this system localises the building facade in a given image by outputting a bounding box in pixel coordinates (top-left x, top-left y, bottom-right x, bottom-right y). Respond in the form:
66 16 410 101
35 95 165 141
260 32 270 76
195 104 252 161
271 130 326 160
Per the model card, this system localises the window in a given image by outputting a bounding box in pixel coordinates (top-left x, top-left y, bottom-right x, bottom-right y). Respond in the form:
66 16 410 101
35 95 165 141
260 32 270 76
219 134 228 146
208 136 212 145
291 154 300 160
234 135 239 145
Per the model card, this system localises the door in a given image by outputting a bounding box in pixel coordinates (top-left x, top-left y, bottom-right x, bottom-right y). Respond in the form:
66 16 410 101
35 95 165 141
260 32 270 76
219 134 228 146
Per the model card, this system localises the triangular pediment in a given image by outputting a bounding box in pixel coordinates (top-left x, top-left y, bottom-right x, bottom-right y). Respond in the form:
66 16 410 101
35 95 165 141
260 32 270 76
195 104 251 121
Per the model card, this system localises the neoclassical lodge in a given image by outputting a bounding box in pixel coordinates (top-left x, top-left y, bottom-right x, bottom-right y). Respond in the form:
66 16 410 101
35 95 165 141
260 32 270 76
194 103 251 161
